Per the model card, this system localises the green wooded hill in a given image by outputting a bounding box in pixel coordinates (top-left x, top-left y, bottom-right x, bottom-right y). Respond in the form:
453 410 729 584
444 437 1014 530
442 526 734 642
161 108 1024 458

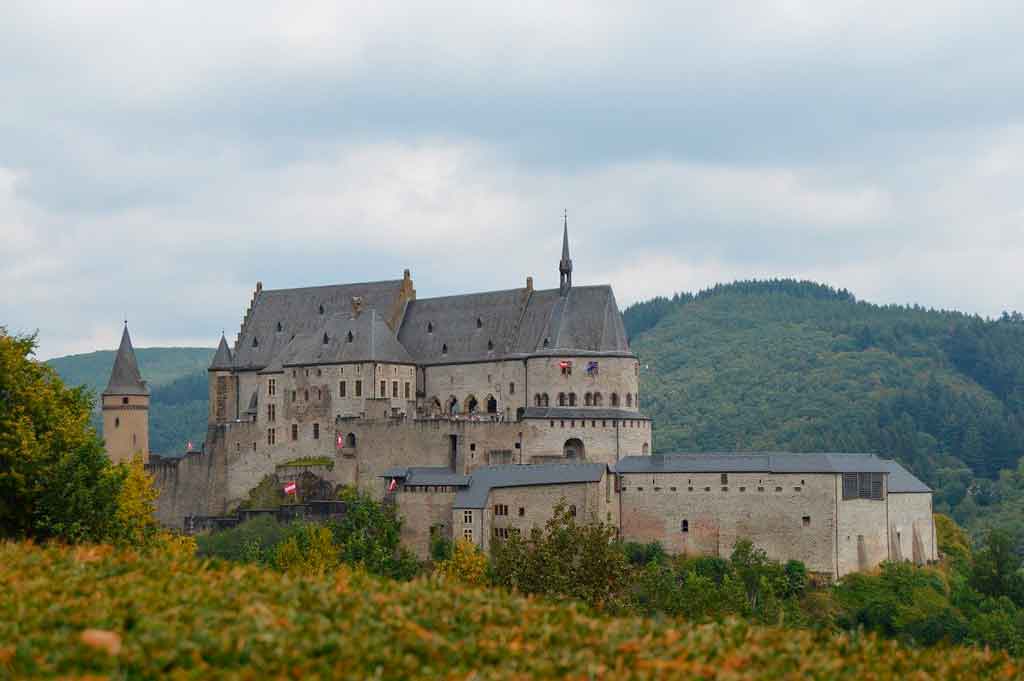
47 347 213 456
624 280 1024 538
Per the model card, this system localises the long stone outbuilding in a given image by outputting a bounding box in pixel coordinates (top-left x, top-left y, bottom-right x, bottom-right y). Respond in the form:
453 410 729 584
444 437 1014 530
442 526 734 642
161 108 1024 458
99 219 938 577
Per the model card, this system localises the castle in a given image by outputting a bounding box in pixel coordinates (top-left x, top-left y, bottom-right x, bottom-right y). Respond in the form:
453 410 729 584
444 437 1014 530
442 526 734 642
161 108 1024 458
103 222 937 577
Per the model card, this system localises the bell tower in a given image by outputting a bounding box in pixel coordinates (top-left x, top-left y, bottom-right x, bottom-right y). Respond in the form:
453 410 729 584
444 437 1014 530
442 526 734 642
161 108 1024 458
102 323 150 464
559 211 573 297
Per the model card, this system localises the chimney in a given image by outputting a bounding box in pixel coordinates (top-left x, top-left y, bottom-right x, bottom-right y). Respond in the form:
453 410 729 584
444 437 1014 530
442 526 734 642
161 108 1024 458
526 276 534 292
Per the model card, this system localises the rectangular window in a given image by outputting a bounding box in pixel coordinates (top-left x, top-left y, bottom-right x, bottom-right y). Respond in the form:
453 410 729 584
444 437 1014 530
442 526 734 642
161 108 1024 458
463 510 473 524
392 381 399 398
268 378 276 396
313 423 320 440
463 528 473 541
404 382 411 399
494 504 508 516
843 472 885 500
802 515 811 527
267 428 275 445
380 380 386 398
681 519 689 533
720 473 728 485
509 382 515 394
267 404 276 422
518 507 525 517
291 424 298 441
291 390 296 402
355 380 362 397
339 381 347 397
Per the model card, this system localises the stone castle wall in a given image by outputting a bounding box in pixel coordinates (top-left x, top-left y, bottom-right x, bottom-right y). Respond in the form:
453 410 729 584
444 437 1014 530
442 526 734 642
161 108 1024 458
102 393 150 465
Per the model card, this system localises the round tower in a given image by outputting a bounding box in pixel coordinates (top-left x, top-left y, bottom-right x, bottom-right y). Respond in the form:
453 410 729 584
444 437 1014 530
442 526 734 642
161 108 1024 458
208 333 237 424
102 323 150 464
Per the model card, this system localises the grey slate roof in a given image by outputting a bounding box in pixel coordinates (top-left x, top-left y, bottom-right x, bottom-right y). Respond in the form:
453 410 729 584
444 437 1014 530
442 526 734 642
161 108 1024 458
880 460 932 493
234 280 405 370
103 326 150 396
397 285 630 365
454 463 608 509
209 335 234 370
272 309 414 368
614 452 892 475
381 467 470 487
523 407 650 421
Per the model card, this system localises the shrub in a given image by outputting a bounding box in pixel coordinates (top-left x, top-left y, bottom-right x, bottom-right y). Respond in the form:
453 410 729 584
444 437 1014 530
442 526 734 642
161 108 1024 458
623 541 667 566
435 538 488 586
196 515 289 563
111 455 160 547
273 523 339 576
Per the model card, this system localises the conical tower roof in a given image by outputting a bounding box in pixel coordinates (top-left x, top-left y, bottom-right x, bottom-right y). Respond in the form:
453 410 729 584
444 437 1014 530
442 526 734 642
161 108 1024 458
209 334 234 370
103 325 150 396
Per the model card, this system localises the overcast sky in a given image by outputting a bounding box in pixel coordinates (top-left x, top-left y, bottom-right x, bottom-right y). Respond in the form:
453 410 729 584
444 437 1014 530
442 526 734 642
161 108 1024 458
3 1 1023 359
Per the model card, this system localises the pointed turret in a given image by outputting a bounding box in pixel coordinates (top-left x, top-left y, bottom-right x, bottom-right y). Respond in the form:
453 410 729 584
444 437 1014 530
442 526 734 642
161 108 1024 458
103 324 150 396
559 211 573 296
209 334 234 370
102 323 150 464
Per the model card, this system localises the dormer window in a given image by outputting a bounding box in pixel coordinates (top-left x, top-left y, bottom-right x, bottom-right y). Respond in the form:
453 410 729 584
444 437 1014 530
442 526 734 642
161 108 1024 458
476 317 483 329
347 331 354 343
322 333 329 344
487 340 494 351
442 343 448 355
427 322 433 333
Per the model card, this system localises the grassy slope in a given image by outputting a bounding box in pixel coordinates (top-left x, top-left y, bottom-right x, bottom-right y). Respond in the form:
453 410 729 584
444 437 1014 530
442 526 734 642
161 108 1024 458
1 542 1017 680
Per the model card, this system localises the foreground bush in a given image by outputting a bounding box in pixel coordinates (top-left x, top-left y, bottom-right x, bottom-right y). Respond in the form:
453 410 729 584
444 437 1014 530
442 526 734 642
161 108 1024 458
1 541 1018 680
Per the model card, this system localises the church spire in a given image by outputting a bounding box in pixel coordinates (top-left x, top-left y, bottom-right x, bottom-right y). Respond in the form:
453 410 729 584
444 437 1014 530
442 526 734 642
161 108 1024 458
559 210 573 297
103 323 150 397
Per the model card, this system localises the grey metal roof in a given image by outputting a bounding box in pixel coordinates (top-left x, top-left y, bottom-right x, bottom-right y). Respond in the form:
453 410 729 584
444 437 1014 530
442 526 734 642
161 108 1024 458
397 284 631 365
380 467 470 487
454 462 608 509
615 452 892 475
880 459 932 493
523 407 650 421
234 280 406 370
209 335 234 370
272 309 414 367
103 325 150 396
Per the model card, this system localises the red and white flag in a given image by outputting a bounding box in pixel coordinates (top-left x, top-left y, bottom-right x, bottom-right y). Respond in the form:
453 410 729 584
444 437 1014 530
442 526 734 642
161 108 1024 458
186 440 194 451
387 478 398 492
283 481 297 495
336 433 344 449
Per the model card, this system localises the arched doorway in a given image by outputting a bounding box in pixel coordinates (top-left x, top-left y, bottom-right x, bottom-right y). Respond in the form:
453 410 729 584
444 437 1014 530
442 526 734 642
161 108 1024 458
642 442 650 455
486 395 497 414
346 432 357 448
447 396 458 415
563 438 585 459
430 396 442 416
466 395 479 414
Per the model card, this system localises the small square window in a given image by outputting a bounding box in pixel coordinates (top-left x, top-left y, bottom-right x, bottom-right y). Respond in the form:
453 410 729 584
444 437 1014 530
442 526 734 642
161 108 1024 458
518 507 525 517
775 486 783 492
739 486 746 492
802 516 811 527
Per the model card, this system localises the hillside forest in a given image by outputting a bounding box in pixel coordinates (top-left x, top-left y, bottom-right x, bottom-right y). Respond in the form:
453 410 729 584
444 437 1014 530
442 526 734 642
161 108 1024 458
47 279 1024 549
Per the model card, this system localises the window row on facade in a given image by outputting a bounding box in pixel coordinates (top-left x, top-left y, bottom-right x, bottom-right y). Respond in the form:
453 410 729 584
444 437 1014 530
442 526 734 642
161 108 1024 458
533 392 638 408
548 419 648 429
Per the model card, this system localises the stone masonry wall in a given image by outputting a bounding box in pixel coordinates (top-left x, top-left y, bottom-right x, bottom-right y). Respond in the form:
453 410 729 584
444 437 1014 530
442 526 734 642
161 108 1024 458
887 492 937 564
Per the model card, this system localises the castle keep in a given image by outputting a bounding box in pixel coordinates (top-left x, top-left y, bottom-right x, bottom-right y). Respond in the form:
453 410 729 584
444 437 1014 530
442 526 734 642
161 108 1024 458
121 222 936 578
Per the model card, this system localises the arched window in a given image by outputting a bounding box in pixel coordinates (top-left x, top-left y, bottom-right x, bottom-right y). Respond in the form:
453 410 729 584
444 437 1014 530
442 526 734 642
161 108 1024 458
476 317 483 329
430 396 442 415
322 333 329 344
487 339 494 351
252 337 259 347
318 304 324 314
447 396 458 415
584 393 592 406
346 432 357 448
534 394 542 407
642 442 650 455
486 395 497 414
466 395 479 414
441 343 448 355
542 393 550 407
626 393 633 407
611 393 620 407
276 321 283 332
558 392 567 407
427 322 433 333
568 393 577 407
347 331 354 343
681 519 689 533
563 438 585 459
593 392 603 406
543 337 550 348
114 417 120 428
